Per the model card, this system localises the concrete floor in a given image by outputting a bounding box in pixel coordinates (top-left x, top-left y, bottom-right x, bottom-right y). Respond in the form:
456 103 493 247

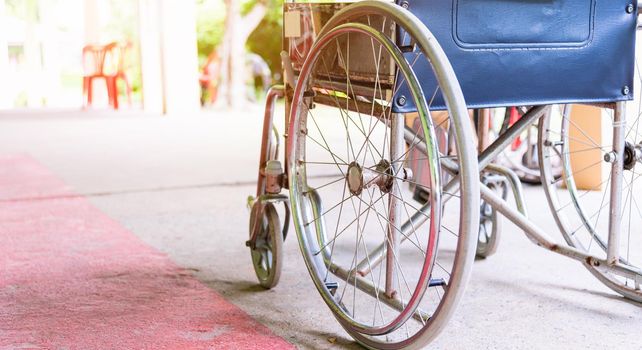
0 107 640 349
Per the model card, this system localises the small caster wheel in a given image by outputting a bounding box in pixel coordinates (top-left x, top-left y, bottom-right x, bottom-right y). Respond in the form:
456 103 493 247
476 181 504 259
248 202 283 289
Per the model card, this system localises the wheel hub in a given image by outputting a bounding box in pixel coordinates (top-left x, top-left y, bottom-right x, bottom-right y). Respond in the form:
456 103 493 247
347 162 365 196
346 160 397 196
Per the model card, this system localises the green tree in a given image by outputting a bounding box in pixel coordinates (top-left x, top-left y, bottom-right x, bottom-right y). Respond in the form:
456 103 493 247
196 0 284 107
218 0 266 107
246 0 283 78
195 0 226 64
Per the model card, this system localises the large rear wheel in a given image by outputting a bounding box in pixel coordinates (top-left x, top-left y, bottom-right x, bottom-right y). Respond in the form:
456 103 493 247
539 104 642 302
288 3 479 348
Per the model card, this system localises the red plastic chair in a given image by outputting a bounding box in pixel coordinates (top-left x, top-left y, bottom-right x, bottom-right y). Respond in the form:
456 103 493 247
82 42 133 109
199 51 221 105
82 44 113 108
104 42 133 109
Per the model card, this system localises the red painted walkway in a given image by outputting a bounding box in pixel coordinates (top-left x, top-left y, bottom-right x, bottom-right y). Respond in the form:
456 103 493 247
0 155 293 349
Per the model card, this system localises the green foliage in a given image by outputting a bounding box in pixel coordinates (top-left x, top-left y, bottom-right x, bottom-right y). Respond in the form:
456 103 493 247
196 0 284 77
246 0 283 79
5 0 39 22
196 0 227 65
242 0 283 21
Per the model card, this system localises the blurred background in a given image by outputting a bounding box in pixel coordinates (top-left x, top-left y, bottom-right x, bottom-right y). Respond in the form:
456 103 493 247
0 0 284 113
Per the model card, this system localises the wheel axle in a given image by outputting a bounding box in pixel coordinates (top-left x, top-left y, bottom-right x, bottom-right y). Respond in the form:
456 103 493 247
346 160 412 196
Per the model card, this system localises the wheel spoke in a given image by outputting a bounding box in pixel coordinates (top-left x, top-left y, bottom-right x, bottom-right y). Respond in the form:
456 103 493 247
314 191 387 255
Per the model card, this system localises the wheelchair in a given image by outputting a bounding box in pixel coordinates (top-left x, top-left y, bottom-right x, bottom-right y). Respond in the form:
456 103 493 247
246 1 642 348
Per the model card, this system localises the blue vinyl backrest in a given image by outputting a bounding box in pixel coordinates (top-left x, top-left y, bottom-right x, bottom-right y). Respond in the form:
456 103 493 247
455 0 593 48
393 0 638 112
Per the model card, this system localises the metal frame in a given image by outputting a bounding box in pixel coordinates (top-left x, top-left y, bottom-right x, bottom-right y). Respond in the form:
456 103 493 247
537 103 642 300
249 86 285 248
473 103 642 285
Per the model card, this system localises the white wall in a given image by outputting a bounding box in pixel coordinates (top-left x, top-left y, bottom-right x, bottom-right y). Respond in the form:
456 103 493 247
138 0 200 115
83 0 101 44
138 0 164 114
0 0 10 108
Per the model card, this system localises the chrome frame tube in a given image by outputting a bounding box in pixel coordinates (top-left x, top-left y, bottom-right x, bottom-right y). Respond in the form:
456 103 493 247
480 182 642 283
385 113 405 297
256 85 285 198
607 102 626 265
485 163 528 218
